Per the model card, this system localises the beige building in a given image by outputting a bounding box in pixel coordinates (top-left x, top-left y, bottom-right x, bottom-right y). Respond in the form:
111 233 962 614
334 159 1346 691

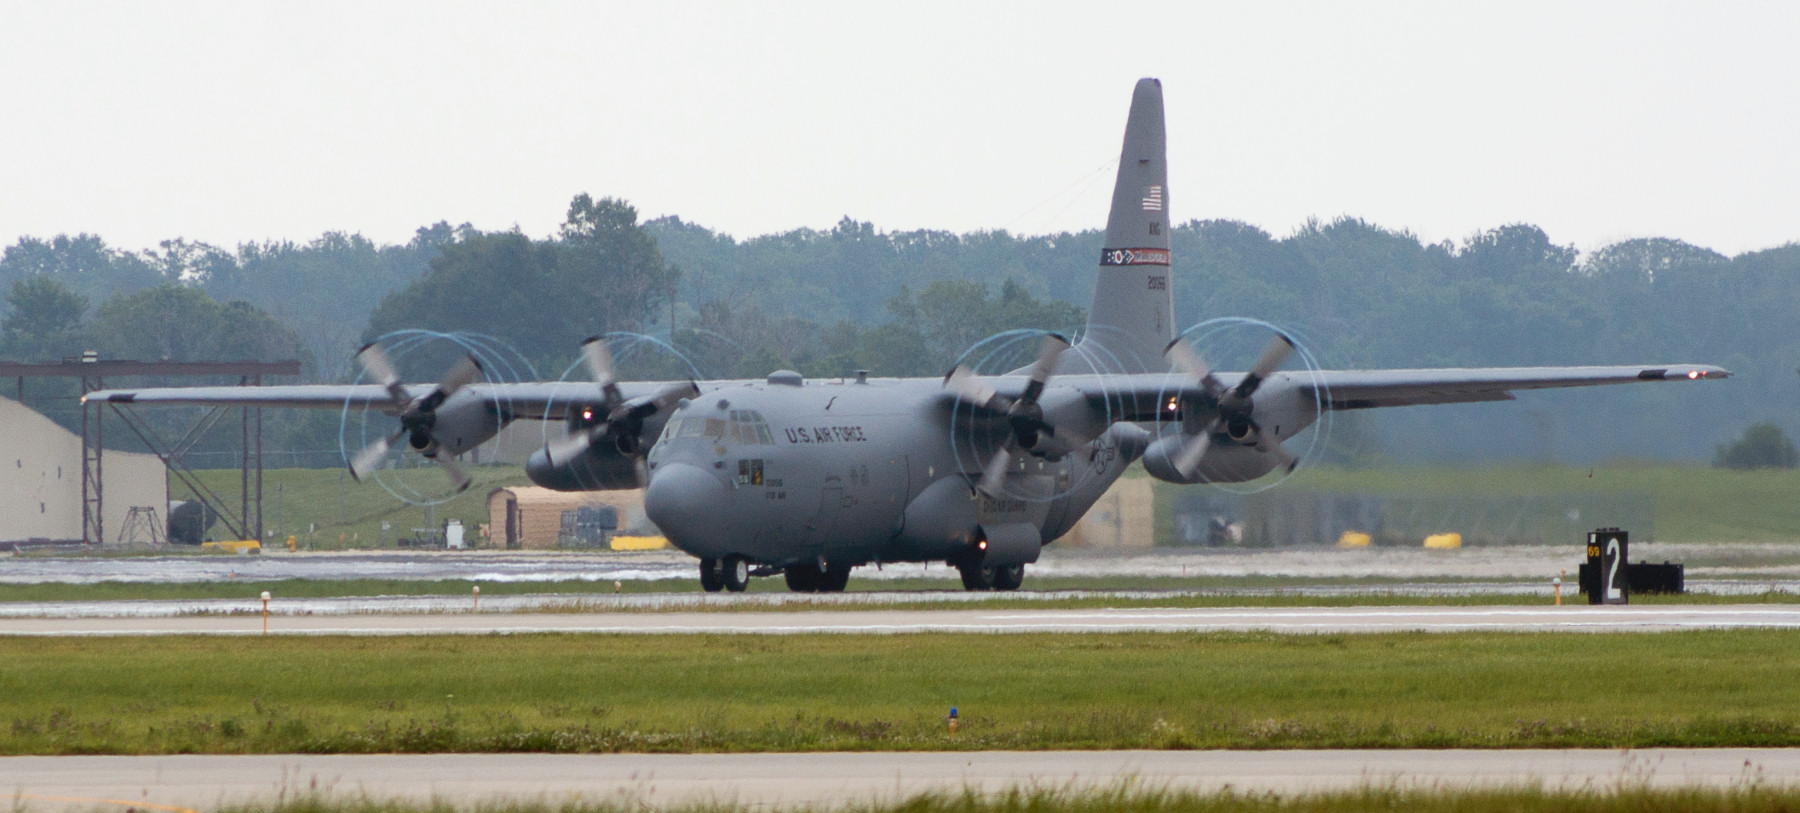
485 485 651 549
1062 476 1156 548
0 397 167 545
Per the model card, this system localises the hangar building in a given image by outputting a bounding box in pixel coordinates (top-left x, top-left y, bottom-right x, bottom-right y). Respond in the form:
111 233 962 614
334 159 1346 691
0 396 166 545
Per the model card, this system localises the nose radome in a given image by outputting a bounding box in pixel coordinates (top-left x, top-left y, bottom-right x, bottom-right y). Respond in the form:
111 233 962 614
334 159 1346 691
644 463 731 558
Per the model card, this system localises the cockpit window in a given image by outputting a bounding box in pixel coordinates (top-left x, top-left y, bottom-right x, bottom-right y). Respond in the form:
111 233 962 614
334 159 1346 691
660 410 773 445
731 410 775 445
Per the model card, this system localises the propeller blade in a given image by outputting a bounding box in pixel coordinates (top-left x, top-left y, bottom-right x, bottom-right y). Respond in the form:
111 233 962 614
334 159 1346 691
579 336 617 387
943 366 999 410
544 429 594 467
1267 442 1296 473
349 428 404 482
579 336 628 414
1027 334 1070 387
977 445 1015 498
649 380 700 412
355 343 410 407
1164 339 1209 379
436 355 484 397
1173 430 1212 479
1234 333 1295 398
434 454 471 493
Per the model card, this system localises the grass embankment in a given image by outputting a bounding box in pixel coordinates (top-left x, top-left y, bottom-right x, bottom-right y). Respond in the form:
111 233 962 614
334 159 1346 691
6 630 1800 754
209 786 1800 813
172 465 530 550
1248 463 1800 544
167 462 1800 550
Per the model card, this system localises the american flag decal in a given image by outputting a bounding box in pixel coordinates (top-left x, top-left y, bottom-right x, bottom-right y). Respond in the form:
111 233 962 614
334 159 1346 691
1141 185 1163 212
1099 247 1172 267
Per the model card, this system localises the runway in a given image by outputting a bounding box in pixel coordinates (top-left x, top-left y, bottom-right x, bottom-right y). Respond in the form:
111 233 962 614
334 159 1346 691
3 603 1800 636
5 749 1798 811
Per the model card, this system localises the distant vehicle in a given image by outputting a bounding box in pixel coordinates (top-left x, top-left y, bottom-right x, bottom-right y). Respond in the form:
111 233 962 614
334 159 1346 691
89 79 1728 593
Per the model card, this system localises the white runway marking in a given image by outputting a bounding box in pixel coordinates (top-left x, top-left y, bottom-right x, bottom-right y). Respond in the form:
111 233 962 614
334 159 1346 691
3 604 1800 636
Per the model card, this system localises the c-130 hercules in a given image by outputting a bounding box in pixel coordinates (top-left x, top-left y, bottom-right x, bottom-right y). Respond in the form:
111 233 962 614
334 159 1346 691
89 78 1728 592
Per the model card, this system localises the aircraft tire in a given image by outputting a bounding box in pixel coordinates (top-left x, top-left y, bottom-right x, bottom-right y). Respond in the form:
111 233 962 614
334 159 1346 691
783 566 820 592
722 555 750 593
990 564 1024 591
956 559 994 591
819 563 851 593
699 559 724 592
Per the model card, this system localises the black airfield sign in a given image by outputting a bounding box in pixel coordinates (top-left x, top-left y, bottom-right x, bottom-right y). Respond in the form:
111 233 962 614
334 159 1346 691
1588 528 1629 605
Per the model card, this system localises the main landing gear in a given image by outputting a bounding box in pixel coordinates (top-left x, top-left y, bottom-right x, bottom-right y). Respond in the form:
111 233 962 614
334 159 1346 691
784 561 851 593
956 560 1025 591
699 555 749 593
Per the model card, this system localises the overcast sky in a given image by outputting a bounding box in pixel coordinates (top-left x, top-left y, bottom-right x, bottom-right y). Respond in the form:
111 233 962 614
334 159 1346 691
3 1 1797 260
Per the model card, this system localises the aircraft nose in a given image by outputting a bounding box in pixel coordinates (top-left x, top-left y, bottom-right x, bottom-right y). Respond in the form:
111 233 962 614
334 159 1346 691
644 463 732 557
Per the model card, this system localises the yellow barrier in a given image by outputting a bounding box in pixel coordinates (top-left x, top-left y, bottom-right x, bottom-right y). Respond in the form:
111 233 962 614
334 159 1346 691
1336 531 1372 548
200 540 262 555
610 535 670 551
1423 533 1462 550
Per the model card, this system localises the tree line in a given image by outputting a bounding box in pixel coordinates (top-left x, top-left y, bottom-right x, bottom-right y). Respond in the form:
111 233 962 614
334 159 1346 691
1 196 1789 464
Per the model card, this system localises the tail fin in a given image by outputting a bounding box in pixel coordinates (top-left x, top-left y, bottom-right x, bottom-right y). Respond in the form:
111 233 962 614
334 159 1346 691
1068 78 1173 376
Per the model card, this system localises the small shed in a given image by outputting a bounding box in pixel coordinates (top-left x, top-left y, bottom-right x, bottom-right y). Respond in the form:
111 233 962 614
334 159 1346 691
486 486 650 549
1063 477 1155 548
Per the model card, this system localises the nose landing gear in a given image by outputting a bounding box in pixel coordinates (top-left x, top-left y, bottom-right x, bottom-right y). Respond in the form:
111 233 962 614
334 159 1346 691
955 560 1025 591
699 555 751 593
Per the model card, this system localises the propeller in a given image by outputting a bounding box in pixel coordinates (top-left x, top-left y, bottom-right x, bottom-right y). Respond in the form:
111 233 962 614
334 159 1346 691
943 334 1070 497
544 336 699 485
1161 332 1295 479
348 342 483 492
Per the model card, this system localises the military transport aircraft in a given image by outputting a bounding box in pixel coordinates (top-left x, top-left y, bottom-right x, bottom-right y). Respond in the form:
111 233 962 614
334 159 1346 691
87 78 1728 593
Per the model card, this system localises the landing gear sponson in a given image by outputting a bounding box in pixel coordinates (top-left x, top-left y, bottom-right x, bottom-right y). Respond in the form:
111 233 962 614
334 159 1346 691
697 558 1026 593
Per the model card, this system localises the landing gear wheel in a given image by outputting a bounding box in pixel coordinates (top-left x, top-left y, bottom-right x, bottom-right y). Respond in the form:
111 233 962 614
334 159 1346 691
818 563 851 593
957 559 994 591
784 565 820 593
721 554 750 593
990 564 1024 591
699 558 724 592
784 562 851 593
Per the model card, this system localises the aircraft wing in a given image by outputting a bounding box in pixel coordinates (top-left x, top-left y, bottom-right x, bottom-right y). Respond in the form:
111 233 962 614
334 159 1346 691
83 380 732 419
1295 364 1731 410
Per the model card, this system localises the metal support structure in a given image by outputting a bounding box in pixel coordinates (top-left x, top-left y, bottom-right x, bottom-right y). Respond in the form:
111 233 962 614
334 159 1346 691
110 404 252 542
79 373 103 546
239 374 264 541
118 505 166 546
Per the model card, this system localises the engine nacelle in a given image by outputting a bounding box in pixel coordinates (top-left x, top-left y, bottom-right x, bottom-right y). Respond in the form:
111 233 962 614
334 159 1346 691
526 439 643 491
415 392 502 458
1142 434 1284 483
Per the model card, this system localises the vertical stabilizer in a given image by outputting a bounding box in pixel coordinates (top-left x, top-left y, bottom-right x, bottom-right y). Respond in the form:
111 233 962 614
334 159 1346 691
1068 78 1173 375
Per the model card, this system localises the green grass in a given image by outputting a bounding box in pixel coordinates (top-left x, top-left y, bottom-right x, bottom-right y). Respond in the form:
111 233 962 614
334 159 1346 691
1237 462 1800 544
168 461 1800 552
7 630 1800 754
157 461 1800 552
172 465 530 549
204 785 1800 813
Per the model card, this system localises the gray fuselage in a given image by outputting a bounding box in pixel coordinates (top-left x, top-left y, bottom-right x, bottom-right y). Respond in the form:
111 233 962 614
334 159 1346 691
640 375 1144 569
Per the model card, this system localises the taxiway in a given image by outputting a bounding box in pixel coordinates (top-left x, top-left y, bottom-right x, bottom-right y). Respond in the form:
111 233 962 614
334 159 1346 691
3 603 1799 636
4 749 1796 811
